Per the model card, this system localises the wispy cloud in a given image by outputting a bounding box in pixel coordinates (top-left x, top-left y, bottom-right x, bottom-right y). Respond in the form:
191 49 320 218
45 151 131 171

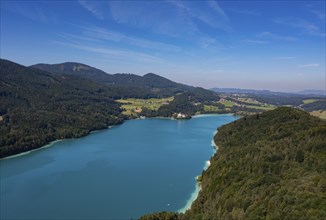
108 1 192 37
82 27 180 51
275 17 325 37
59 26 180 52
305 4 326 22
230 8 261 16
170 0 231 31
78 0 104 20
55 41 165 63
241 39 269 44
207 0 229 21
108 0 231 38
199 37 217 48
273 57 296 60
311 10 326 22
4 2 56 24
299 63 319 68
259 31 298 41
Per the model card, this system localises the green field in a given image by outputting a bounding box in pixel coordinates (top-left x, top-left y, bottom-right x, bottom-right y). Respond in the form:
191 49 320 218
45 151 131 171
303 99 318 104
219 99 276 111
310 110 326 119
245 104 276 111
237 98 261 105
116 97 174 115
203 105 219 112
219 100 236 107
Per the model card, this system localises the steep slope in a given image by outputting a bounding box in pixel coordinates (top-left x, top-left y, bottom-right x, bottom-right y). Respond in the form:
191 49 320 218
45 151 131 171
0 59 124 158
141 107 326 220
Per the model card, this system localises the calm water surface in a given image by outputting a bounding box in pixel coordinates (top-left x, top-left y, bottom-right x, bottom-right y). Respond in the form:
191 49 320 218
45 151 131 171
0 115 237 219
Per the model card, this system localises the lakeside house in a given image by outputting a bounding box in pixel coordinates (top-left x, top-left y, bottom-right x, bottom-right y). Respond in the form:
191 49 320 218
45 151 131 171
176 113 187 119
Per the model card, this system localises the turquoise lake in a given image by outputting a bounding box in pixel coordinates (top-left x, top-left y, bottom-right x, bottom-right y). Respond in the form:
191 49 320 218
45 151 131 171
0 114 238 220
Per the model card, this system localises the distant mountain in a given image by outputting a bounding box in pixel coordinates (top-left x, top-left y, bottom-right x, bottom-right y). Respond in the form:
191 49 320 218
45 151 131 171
30 62 113 83
211 87 326 97
30 62 194 96
297 89 325 96
211 87 325 106
141 107 326 220
210 87 272 94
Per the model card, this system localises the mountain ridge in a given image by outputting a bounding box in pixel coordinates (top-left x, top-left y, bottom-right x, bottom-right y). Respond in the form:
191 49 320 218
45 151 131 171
0 59 125 158
211 87 326 97
30 62 199 97
0 59 219 158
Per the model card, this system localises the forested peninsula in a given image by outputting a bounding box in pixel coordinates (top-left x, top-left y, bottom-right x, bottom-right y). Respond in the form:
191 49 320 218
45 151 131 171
141 107 326 220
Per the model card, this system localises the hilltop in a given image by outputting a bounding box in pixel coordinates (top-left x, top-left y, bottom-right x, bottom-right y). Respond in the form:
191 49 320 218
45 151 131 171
31 62 194 97
0 59 124 157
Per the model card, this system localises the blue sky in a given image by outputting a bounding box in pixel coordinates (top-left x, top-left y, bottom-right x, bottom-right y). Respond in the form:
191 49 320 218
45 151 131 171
1 0 325 92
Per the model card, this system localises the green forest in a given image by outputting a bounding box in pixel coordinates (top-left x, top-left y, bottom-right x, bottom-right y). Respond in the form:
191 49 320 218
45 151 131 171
141 107 326 220
0 59 219 158
0 59 125 158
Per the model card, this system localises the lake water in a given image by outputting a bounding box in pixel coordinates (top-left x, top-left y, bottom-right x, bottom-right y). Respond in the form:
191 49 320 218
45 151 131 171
0 114 237 220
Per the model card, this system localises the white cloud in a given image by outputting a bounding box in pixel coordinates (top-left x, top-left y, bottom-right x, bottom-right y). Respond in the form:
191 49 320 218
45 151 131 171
207 0 229 21
199 37 217 48
275 17 325 37
241 39 269 44
299 63 320 67
4 2 56 24
259 31 298 41
55 41 165 63
108 0 231 38
78 0 104 20
311 10 326 22
230 8 261 16
83 27 180 51
171 0 231 31
306 4 326 22
60 26 180 52
272 57 296 60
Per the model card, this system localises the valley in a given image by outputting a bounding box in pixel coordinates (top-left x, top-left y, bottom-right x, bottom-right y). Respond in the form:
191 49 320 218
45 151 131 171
1 59 325 158
1 1 325 220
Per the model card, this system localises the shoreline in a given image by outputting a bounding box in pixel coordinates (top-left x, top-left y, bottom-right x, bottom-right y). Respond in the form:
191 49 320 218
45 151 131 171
192 113 234 118
1 113 236 218
0 125 116 160
211 130 219 151
177 159 213 213
178 134 219 213
0 139 63 161
0 113 232 160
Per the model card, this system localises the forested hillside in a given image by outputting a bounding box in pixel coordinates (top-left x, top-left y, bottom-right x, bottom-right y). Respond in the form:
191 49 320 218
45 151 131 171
141 107 326 220
302 100 326 112
142 89 219 118
31 62 201 97
0 59 219 158
30 62 112 82
0 59 124 158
